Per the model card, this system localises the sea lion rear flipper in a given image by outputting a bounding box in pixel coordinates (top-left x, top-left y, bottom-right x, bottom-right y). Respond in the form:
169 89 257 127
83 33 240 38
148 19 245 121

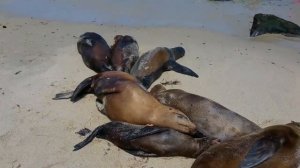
73 125 104 151
124 150 158 157
165 60 199 78
240 136 284 168
71 76 94 102
52 90 74 100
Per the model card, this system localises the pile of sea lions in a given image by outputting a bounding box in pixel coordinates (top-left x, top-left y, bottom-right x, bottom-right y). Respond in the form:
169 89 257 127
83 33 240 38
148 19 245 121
54 32 300 168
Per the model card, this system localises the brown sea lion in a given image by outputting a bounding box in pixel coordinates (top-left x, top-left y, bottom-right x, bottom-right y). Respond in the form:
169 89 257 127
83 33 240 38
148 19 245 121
77 32 112 72
74 121 215 158
130 47 199 89
111 35 139 72
150 84 261 141
191 121 300 168
71 71 197 134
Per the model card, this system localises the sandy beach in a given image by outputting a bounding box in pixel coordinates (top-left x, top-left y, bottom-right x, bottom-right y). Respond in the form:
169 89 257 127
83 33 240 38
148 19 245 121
0 1 300 167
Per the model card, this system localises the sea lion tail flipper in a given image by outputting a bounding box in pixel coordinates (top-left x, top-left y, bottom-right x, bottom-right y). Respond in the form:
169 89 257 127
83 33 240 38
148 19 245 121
240 135 284 168
73 125 104 151
52 90 74 100
165 60 199 78
125 150 158 157
71 76 93 102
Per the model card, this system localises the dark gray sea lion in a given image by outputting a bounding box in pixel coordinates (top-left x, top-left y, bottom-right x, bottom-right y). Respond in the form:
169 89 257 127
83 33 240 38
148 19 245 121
69 71 197 134
111 35 139 73
77 32 112 72
74 121 215 158
130 47 199 89
150 84 261 141
192 121 300 168
250 13 300 37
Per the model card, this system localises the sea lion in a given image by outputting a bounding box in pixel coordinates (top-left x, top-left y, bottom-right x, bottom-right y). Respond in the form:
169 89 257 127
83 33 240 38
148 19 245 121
77 32 112 72
74 121 215 158
150 84 261 141
250 13 300 37
71 71 197 134
191 121 300 168
111 35 139 72
130 47 199 89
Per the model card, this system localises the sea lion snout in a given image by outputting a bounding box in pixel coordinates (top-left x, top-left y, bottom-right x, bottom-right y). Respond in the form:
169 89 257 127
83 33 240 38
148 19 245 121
170 47 185 60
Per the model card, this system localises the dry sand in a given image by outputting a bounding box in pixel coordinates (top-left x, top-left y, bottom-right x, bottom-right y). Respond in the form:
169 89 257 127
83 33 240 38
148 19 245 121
0 15 300 168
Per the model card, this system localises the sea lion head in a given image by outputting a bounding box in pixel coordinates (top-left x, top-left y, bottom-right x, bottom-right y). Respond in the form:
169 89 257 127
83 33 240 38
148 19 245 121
77 32 111 72
288 121 300 135
111 35 139 72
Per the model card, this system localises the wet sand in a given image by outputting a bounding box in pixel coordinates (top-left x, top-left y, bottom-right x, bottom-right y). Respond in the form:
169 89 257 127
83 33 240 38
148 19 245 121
0 8 300 168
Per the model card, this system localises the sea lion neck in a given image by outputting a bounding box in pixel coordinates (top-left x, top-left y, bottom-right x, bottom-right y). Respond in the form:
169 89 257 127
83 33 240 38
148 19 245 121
192 138 212 157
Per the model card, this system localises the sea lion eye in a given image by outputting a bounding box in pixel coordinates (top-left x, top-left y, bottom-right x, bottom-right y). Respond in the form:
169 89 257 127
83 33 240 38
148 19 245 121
176 114 188 121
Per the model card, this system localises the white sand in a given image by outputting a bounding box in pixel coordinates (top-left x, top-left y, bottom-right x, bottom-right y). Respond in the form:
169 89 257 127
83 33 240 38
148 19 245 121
0 15 300 168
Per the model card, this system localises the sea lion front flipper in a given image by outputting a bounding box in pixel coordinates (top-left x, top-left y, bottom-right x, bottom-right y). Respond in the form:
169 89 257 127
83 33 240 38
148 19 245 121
52 90 74 100
71 76 94 102
73 125 104 151
127 126 169 140
124 150 158 157
165 60 199 78
93 77 125 96
240 136 284 168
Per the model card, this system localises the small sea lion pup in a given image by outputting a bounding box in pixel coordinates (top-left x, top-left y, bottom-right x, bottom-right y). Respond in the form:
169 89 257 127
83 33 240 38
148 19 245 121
150 84 261 141
191 121 300 168
111 35 139 72
130 47 199 89
77 32 112 72
71 71 197 134
74 121 215 158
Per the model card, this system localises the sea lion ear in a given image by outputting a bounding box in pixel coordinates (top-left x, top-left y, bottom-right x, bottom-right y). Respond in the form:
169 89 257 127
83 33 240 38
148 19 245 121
240 135 284 168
